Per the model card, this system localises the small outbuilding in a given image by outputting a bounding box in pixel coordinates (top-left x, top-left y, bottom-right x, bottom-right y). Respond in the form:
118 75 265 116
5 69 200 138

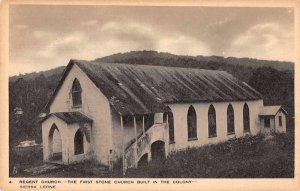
14 107 23 115
259 105 287 134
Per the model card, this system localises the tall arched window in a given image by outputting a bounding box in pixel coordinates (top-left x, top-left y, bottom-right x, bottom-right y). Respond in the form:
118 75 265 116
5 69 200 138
187 105 197 139
72 78 82 106
164 107 175 143
208 104 217 137
227 104 235 134
243 103 250 132
74 130 84 155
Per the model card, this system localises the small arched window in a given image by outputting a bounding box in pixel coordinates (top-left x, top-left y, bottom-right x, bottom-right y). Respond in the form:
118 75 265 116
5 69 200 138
74 129 84 155
227 104 235 134
187 105 197 139
243 103 250 132
208 104 217 137
72 79 82 107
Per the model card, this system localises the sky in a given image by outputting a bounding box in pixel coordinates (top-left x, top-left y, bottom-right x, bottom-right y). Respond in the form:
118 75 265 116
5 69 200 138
9 5 294 76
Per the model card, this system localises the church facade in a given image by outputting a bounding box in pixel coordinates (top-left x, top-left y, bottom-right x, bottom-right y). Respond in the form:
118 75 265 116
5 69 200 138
41 59 287 172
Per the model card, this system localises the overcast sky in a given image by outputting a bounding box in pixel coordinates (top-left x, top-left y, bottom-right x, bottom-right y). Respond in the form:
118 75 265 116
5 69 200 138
9 5 294 76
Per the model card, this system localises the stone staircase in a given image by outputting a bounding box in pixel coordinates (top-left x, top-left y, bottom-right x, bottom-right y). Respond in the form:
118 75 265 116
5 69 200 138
124 123 168 170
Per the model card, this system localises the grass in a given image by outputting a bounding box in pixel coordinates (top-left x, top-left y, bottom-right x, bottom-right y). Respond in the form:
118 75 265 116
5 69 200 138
125 133 294 178
10 132 294 178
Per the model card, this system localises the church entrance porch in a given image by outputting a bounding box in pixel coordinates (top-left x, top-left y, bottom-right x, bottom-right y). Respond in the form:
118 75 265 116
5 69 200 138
41 112 93 165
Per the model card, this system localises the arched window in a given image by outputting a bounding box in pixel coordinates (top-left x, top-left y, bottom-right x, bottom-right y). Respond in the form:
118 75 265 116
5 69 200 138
187 105 197 139
208 104 217 137
74 130 84 155
243 103 250 132
227 104 235 134
164 107 175 143
72 78 82 106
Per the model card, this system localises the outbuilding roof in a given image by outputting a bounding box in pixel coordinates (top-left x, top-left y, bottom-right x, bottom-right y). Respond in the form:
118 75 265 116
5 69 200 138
41 111 93 124
46 60 262 115
259 106 287 116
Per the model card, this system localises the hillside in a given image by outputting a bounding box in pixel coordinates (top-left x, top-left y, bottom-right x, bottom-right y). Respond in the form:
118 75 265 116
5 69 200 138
9 51 294 146
9 66 65 82
96 50 294 71
10 50 293 82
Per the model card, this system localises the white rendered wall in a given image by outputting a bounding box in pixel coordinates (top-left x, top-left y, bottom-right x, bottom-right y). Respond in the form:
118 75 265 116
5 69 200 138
275 111 287 133
111 99 263 159
167 100 263 151
48 64 113 165
66 123 92 163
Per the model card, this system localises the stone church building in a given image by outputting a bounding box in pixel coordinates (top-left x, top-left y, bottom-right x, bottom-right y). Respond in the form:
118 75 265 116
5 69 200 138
41 59 287 172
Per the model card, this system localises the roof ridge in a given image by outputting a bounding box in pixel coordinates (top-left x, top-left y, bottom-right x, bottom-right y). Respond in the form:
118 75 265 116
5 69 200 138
73 59 228 73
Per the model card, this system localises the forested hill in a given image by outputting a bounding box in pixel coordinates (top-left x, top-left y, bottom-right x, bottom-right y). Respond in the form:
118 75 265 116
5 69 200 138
10 50 293 82
9 50 294 145
9 66 65 82
96 50 294 71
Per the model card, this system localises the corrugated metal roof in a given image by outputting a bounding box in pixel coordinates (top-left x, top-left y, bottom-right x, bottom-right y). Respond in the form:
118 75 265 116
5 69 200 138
259 106 287 116
41 111 93 124
70 60 262 115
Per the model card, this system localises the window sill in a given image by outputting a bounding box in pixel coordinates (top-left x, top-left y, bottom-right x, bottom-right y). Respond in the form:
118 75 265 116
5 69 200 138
188 137 198 141
169 141 175 144
227 132 235 135
74 153 85 156
208 134 217 138
243 130 251 133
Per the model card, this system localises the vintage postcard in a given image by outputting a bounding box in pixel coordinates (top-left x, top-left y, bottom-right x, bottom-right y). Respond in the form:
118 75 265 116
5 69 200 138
0 0 299 190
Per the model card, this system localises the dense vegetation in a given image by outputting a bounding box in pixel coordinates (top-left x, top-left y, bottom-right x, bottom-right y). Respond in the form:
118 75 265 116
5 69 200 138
9 50 294 147
9 72 62 145
125 133 294 178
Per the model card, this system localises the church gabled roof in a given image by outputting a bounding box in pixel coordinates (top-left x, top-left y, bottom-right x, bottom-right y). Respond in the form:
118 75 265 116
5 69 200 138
46 59 262 115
